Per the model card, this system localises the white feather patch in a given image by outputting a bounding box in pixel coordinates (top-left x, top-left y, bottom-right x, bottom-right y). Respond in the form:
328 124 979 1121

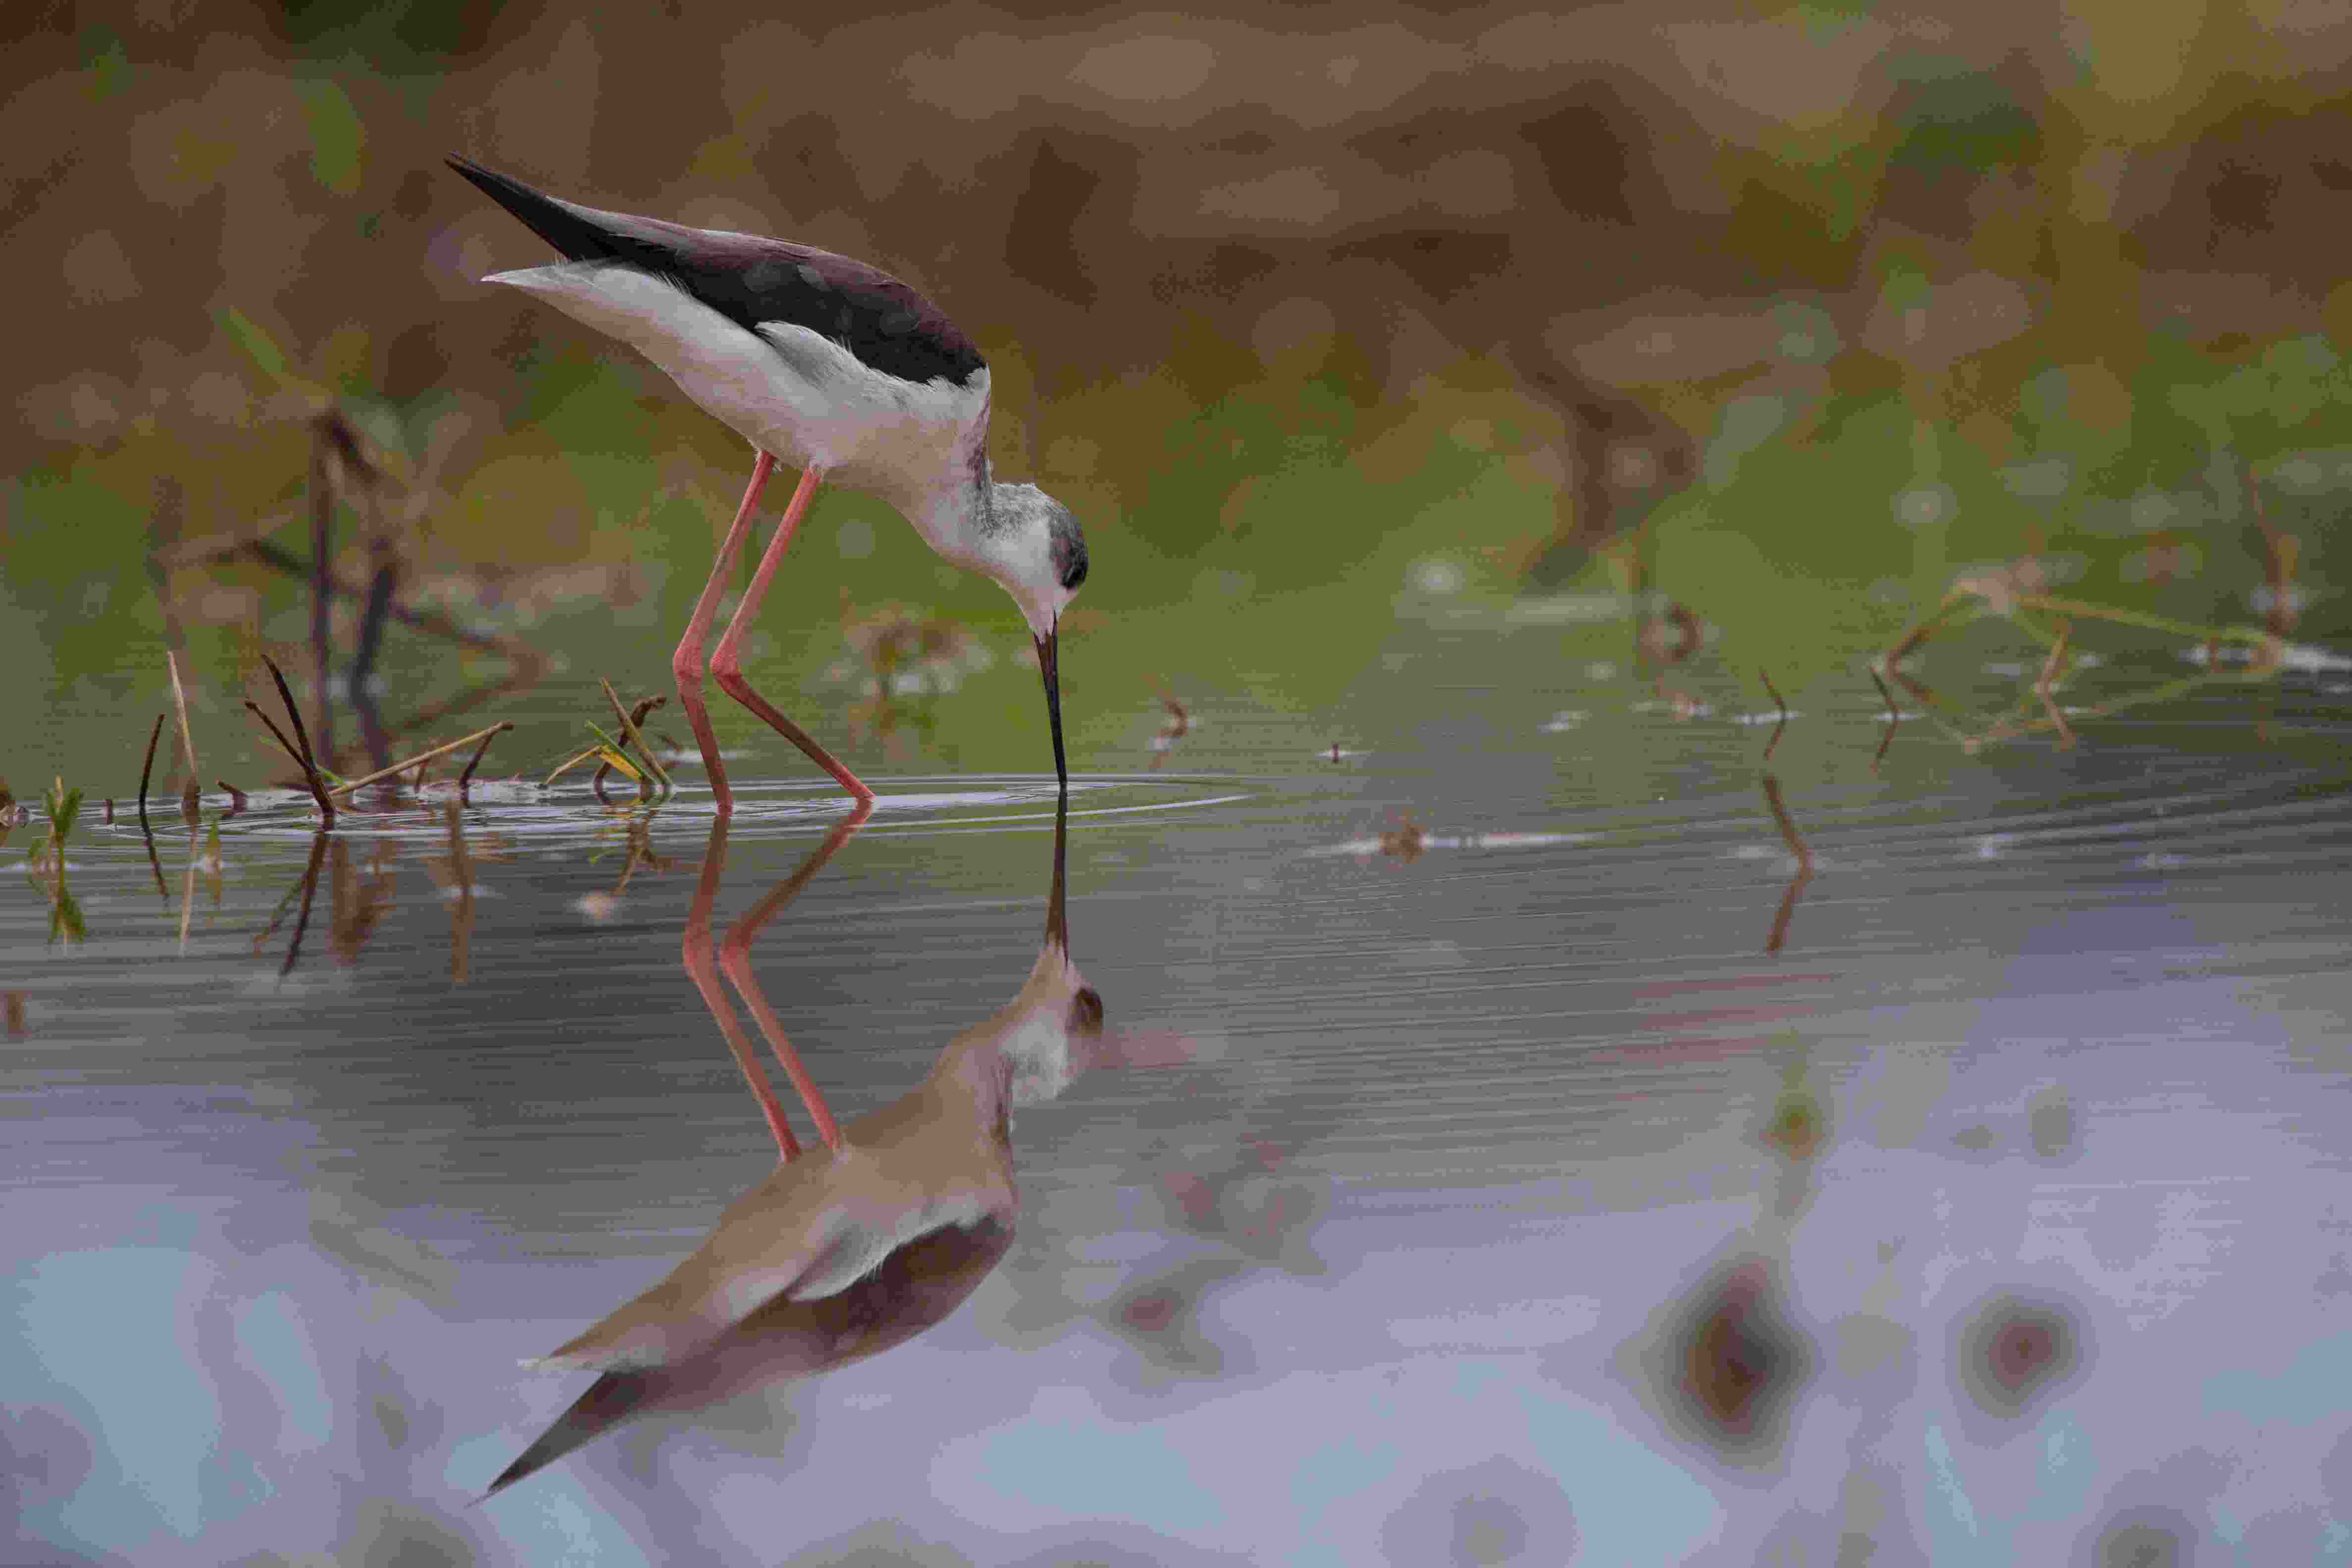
482 263 985 507
783 1190 996 1303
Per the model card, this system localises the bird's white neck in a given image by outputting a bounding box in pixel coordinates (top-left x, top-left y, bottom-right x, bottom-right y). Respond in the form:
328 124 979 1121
901 457 994 565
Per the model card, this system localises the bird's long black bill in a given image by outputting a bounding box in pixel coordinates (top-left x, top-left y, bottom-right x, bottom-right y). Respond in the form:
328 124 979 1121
1035 628 1069 954
1034 628 1068 799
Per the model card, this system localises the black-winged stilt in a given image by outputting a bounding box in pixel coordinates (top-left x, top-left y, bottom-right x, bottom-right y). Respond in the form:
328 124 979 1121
445 156 1088 810
481 792 1099 1497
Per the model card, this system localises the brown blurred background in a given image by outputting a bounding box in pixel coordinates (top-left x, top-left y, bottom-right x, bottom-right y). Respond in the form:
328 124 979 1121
6 1 2349 781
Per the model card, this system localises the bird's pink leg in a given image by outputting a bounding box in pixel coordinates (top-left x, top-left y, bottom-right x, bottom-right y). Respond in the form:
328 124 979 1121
681 814 803 1160
672 452 778 816
711 465 877 803
716 798 873 1153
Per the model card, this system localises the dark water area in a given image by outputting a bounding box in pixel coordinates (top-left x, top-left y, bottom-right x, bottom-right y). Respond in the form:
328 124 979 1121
6 635 2351 1563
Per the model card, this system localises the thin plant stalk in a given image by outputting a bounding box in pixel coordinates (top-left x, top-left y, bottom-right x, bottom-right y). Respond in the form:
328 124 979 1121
325 723 513 799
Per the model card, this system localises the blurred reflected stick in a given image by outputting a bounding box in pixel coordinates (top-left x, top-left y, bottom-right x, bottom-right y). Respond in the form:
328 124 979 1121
217 780 249 820
445 799 475 984
166 650 201 825
140 820 169 904
2034 623 2076 750
155 528 542 667
1760 773 1814 957
179 834 197 952
2243 464 2299 650
1868 668 1900 774
601 680 672 798
1147 677 1189 771
1759 670 1789 763
280 833 330 978
137 713 163 835
1875 586 1991 714
610 820 664 897
2243 464 2295 738
325 722 513 799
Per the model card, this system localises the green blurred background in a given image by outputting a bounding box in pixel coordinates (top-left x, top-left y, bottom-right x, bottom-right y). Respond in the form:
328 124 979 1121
4 0 2347 795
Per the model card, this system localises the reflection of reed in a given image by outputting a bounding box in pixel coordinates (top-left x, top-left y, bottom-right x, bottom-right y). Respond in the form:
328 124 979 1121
442 801 474 984
253 834 329 978
1759 774 1814 958
1146 677 1190 770
1758 670 1790 762
1873 482 2304 758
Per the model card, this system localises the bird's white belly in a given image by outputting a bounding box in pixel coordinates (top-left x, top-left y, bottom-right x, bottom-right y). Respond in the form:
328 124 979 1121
487 263 985 514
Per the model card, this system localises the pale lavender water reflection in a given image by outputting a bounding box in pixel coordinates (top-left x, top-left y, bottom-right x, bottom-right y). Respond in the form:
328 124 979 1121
6 675 2352 1564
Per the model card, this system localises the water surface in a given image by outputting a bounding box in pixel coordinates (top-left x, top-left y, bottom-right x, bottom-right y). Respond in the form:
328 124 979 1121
6 640 2351 1565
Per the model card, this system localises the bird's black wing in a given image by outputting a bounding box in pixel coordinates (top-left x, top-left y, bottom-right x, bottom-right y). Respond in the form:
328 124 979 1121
447 155 986 388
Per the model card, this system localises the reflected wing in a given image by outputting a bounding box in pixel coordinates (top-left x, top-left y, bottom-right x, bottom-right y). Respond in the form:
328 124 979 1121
481 1214 1019 1499
522 1219 863 1375
524 1152 1004 1375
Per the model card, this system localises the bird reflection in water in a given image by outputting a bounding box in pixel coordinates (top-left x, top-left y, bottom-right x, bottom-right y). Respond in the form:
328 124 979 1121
482 793 1102 1498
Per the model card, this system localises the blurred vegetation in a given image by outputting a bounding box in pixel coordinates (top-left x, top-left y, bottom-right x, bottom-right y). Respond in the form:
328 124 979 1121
4 3 2347 793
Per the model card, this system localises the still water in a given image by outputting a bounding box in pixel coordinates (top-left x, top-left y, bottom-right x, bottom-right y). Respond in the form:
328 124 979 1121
5 631 2351 1564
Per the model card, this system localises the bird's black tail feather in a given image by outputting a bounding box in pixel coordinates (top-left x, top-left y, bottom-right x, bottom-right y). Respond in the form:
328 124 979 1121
480 1369 657 1501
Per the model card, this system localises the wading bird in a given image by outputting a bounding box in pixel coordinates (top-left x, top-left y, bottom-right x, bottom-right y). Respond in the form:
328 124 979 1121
446 157 1087 810
482 797 1101 1497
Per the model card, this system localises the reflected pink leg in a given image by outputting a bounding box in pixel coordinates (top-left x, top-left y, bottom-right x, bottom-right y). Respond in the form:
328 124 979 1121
681 815 803 1160
716 798 872 1153
671 452 778 817
711 466 876 803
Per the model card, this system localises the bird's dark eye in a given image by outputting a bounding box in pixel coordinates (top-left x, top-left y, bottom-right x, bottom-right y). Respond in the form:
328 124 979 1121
1057 533 1089 592
1072 987 1103 1029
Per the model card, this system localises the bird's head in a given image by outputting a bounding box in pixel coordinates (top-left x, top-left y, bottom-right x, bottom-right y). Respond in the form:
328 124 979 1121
982 482 1087 642
980 482 1087 793
991 940 1106 1109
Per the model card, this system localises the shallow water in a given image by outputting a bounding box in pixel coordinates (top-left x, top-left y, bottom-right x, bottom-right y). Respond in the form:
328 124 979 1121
6 643 2352 1564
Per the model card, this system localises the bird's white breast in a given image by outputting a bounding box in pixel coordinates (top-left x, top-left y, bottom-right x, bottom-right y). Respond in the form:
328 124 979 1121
486 263 986 517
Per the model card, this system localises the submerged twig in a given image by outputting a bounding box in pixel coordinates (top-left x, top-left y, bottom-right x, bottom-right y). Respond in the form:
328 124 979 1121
1147 677 1190 771
600 681 671 798
217 780 249 819
1867 668 1900 774
282 833 330 977
137 713 163 833
458 727 504 794
2033 623 2076 749
547 742 638 791
1760 773 1816 957
247 655 336 827
141 824 168 903
444 799 475 985
166 650 201 824
1759 670 1789 763
324 722 513 800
